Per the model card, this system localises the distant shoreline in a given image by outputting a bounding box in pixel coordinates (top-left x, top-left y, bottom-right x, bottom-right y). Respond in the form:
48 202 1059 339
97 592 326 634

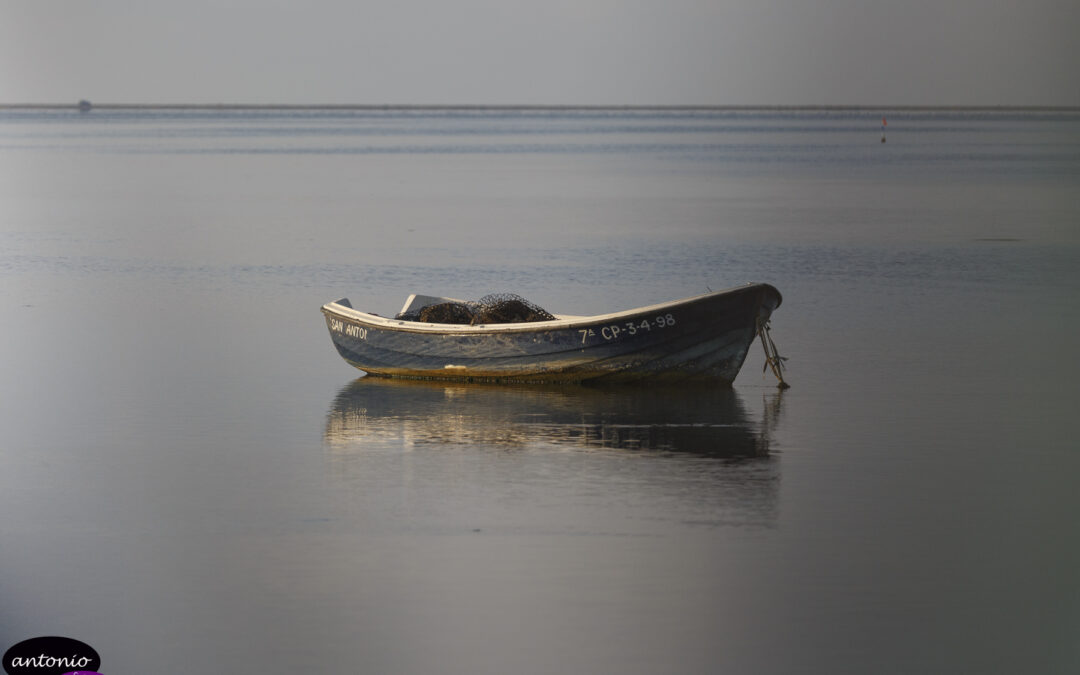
2 103 1079 112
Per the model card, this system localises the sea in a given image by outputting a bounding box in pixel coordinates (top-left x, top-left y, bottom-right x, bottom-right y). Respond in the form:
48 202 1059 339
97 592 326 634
1 106 1078 674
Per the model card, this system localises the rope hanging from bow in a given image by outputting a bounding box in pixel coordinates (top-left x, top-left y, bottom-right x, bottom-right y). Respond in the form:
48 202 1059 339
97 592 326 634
757 318 790 389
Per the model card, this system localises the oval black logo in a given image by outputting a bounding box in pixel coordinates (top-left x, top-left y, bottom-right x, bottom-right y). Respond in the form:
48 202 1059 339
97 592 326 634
3 636 100 675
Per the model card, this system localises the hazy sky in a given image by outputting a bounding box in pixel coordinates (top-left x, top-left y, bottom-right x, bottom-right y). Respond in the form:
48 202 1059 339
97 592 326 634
2 0 1078 106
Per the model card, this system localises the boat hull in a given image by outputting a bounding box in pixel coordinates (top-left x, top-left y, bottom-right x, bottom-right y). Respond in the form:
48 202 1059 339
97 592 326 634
321 284 781 384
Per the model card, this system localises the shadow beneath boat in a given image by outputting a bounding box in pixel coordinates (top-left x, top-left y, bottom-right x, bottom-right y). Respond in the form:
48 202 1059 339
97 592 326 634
324 376 784 458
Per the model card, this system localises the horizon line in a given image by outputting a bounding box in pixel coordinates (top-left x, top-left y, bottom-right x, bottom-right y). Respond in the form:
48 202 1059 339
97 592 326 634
2 102 1079 112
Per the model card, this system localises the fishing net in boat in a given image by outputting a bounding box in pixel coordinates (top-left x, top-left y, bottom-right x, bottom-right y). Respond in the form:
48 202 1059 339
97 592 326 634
473 293 556 324
397 293 556 325
416 302 476 324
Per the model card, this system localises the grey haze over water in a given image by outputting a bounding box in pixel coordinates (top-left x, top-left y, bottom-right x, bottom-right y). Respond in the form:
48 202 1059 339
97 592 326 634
1 108 1078 673
3 0 1079 106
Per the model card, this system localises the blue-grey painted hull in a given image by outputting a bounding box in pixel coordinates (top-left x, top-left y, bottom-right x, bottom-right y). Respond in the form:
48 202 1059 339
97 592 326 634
321 283 782 384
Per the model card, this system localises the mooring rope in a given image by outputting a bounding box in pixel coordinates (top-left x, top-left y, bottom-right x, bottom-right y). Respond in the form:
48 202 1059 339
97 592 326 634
757 319 790 389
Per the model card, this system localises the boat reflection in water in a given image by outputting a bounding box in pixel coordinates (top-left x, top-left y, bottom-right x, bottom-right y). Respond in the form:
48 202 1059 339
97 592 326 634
324 378 784 530
325 376 782 457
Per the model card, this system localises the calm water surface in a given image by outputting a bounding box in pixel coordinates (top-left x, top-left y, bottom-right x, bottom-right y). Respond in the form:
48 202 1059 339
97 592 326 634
1 108 1079 673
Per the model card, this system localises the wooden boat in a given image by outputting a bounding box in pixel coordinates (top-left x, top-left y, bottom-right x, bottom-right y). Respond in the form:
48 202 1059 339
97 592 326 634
320 283 786 385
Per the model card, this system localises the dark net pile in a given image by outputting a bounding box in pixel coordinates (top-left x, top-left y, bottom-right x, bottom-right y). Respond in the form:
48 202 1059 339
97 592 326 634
396 293 556 325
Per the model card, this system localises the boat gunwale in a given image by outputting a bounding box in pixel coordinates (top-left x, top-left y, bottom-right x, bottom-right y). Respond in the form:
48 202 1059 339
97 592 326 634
321 283 777 335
